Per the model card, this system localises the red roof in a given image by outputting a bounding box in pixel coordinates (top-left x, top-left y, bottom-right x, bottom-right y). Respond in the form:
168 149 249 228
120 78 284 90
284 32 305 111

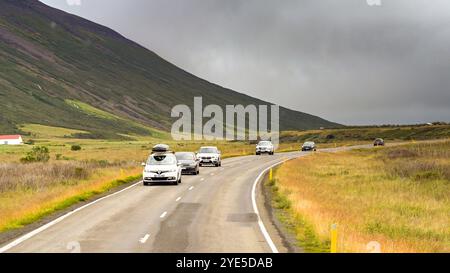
0 135 22 140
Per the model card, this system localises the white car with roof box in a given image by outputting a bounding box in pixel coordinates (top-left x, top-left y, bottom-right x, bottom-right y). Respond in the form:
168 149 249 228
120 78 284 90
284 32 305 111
142 144 182 185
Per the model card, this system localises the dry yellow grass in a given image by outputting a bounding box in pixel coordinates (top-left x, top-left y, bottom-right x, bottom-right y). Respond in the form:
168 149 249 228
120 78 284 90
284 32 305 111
0 137 303 232
273 141 450 253
0 166 141 231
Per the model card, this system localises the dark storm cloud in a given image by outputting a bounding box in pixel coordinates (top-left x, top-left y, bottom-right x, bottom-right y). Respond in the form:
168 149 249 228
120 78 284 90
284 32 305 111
41 0 450 124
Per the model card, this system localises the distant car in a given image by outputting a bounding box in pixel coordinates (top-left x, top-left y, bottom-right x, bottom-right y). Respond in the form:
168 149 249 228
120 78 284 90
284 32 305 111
374 138 385 146
142 145 181 186
175 152 200 175
301 141 316 151
256 141 274 155
197 146 221 167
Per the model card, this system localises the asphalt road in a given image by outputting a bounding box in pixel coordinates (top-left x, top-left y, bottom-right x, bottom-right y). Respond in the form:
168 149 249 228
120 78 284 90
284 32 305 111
1 150 309 253
1 143 388 253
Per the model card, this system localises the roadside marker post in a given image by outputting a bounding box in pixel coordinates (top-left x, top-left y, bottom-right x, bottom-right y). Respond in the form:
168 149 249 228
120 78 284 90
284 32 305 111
330 224 338 253
269 168 273 181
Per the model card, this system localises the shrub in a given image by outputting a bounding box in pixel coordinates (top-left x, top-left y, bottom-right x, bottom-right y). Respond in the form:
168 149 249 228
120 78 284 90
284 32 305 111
20 146 50 163
71 145 82 151
24 139 35 145
386 149 418 159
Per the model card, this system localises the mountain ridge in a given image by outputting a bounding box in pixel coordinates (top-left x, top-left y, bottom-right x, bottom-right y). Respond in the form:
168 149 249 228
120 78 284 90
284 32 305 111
0 0 341 138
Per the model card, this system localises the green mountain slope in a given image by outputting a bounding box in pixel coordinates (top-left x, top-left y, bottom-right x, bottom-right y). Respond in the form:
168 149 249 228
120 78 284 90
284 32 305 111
0 0 341 138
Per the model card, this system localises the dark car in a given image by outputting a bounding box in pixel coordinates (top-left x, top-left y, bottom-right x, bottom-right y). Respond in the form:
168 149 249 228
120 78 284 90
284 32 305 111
175 152 200 175
374 138 385 146
301 141 317 151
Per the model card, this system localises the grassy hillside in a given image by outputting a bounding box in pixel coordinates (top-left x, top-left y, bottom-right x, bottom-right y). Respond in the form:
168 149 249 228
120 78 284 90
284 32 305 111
0 0 340 138
271 141 450 253
281 125 450 143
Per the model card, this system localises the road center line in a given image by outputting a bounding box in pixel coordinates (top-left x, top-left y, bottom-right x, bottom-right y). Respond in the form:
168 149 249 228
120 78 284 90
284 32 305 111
139 234 150 244
160 211 167 218
200 178 205 181
188 186 194 191
175 196 182 202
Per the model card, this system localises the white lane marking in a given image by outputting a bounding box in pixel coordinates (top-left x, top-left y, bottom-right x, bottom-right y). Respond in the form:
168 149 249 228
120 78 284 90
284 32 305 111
0 151 305 253
139 234 150 244
251 157 294 254
200 178 205 181
175 196 182 202
188 186 194 191
160 211 167 218
0 180 143 253
210 173 215 176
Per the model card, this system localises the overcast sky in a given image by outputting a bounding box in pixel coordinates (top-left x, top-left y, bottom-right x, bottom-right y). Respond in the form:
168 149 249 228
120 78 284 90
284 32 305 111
40 0 450 125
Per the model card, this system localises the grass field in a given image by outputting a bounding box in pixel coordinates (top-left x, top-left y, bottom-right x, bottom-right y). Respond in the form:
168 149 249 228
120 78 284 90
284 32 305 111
272 141 450 253
0 124 304 232
281 124 450 143
0 123 448 235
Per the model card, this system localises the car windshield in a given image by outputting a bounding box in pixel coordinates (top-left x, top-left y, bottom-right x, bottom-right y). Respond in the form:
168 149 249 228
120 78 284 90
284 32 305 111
199 148 217 153
304 142 314 146
147 154 176 165
175 153 195 160
258 141 272 146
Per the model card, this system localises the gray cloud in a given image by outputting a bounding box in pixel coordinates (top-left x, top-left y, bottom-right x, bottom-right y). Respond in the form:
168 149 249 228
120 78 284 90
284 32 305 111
40 0 450 124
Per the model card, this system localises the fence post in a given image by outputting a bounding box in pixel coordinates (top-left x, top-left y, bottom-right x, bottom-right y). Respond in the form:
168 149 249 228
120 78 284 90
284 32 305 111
330 223 338 253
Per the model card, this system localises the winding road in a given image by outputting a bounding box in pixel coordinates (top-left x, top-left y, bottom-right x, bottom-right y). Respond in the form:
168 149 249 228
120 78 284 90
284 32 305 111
0 145 377 253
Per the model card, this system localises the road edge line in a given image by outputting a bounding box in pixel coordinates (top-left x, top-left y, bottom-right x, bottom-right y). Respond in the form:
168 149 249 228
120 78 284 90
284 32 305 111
0 180 142 253
251 158 293 254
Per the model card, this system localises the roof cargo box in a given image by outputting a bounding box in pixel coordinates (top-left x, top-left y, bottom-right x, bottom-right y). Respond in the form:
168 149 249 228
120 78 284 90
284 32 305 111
152 144 170 153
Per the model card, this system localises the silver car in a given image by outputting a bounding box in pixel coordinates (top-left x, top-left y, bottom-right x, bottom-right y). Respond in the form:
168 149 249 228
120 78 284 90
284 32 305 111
175 152 200 175
197 146 222 167
256 141 274 155
301 141 317 151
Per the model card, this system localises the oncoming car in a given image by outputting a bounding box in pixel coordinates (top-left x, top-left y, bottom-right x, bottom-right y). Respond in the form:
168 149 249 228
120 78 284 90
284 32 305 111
175 152 200 175
374 138 385 146
255 141 274 155
197 146 221 167
301 141 316 151
142 145 181 186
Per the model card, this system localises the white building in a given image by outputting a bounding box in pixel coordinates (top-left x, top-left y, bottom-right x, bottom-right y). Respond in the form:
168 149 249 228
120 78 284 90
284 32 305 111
0 135 23 145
